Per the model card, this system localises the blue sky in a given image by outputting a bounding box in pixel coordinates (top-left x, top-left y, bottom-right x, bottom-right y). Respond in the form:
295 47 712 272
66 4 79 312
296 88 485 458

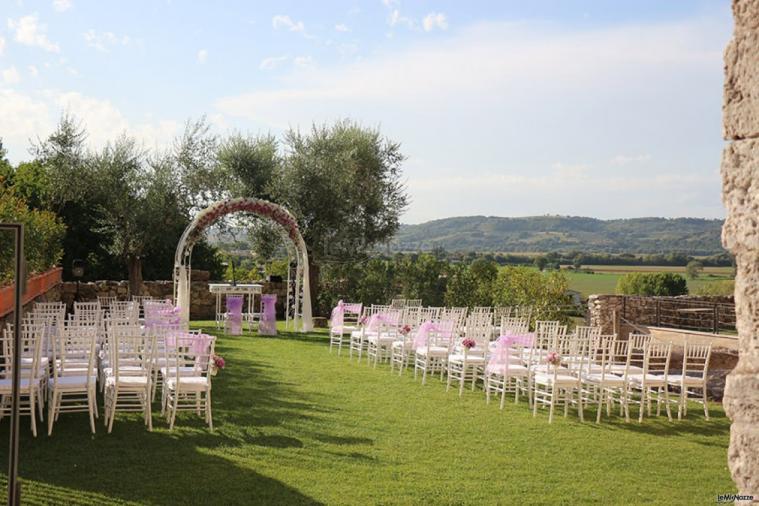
0 0 733 223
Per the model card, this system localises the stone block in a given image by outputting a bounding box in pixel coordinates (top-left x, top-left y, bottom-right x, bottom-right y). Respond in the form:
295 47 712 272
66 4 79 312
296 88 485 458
722 139 759 252
724 25 759 139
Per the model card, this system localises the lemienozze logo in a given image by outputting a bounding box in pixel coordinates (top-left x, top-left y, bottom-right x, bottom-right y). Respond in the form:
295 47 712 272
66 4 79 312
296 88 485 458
717 494 754 503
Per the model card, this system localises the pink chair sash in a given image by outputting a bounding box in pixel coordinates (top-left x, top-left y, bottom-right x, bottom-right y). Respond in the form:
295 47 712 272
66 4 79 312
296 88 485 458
226 295 243 335
331 300 346 328
366 312 400 332
414 320 454 349
166 332 213 355
486 332 535 374
259 294 277 336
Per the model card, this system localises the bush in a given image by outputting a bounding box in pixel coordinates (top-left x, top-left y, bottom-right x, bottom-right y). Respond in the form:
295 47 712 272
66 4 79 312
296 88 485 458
616 272 688 296
695 280 735 296
0 189 66 283
492 266 570 323
444 259 498 308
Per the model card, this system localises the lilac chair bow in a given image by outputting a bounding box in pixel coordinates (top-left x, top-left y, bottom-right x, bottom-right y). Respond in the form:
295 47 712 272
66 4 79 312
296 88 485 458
226 295 244 335
331 300 346 328
366 312 400 332
414 320 454 349
259 294 277 336
486 332 535 373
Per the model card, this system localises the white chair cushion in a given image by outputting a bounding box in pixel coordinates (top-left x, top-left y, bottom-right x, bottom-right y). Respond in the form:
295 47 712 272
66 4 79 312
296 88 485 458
485 364 528 376
666 374 705 386
533 372 578 385
607 364 644 374
448 354 487 364
159 366 200 377
582 372 625 384
102 366 145 377
166 376 210 391
105 375 148 388
416 346 449 357
627 373 667 385
49 375 96 389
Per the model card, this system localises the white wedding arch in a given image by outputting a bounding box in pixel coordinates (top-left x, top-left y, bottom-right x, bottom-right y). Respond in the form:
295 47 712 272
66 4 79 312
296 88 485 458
173 197 313 332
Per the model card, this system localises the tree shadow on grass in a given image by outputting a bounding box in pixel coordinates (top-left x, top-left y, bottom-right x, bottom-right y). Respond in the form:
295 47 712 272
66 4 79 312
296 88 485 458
0 350 336 505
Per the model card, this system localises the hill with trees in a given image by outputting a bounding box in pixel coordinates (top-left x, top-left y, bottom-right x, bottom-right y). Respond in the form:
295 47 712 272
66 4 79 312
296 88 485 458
391 216 725 255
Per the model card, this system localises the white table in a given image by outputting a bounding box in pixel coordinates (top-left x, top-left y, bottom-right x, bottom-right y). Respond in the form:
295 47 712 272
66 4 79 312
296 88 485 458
209 283 263 329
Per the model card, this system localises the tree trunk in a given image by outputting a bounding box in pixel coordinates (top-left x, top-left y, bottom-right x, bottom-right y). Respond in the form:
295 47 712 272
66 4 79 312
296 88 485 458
308 258 321 316
127 255 143 297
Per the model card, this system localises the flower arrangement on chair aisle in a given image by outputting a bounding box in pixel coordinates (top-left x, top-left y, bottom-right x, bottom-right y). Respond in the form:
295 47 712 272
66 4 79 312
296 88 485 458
461 338 476 350
400 325 412 336
210 355 226 376
545 351 561 366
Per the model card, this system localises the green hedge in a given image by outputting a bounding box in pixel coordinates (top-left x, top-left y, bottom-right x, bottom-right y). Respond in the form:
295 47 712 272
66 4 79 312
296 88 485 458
0 189 66 284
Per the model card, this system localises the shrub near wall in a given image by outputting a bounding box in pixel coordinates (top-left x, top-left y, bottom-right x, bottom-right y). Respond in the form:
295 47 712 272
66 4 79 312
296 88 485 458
616 272 688 296
0 189 65 284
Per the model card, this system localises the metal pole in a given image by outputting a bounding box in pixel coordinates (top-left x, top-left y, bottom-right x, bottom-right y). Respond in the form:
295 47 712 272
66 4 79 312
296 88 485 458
1 223 24 506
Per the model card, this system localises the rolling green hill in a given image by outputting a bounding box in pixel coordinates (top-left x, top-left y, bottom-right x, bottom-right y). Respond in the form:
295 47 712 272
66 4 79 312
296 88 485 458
392 216 725 255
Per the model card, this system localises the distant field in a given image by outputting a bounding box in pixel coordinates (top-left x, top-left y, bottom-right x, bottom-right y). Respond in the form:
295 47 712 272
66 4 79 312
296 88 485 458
577 265 734 275
565 266 734 297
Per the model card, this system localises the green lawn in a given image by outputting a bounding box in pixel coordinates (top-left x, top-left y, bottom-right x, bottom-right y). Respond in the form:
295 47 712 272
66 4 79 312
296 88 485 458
1 323 733 505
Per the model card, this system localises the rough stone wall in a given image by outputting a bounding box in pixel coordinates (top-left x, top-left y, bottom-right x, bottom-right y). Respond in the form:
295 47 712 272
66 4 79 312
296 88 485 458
588 294 735 337
58 278 290 320
721 1 759 501
588 294 739 400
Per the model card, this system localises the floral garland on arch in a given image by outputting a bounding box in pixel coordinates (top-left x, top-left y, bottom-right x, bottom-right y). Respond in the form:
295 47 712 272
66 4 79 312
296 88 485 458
174 196 314 332
186 198 306 256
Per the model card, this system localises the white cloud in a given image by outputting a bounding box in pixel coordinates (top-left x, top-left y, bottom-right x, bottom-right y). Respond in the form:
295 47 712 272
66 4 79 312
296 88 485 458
259 55 288 70
7 15 61 53
197 49 208 64
0 88 181 163
381 0 399 7
83 29 131 52
423 12 448 32
335 23 350 33
272 15 304 32
52 0 72 12
216 16 728 221
2 66 21 84
0 36 5 55
293 56 315 69
610 153 652 165
0 89 53 156
28 65 39 77
389 10 414 29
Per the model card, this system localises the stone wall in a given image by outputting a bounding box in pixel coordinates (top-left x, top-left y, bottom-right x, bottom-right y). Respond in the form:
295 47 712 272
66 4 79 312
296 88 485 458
588 294 735 337
58 275 290 320
721 1 759 500
588 294 739 400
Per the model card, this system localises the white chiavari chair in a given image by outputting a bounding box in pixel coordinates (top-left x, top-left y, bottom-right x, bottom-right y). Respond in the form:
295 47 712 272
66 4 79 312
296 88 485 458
47 324 98 435
349 305 387 361
163 334 215 431
532 335 588 423
103 331 155 433
667 342 712 420
628 341 673 422
366 310 401 367
484 335 533 409
446 314 492 396
581 338 631 423
0 323 44 436
329 302 363 355
414 320 455 385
